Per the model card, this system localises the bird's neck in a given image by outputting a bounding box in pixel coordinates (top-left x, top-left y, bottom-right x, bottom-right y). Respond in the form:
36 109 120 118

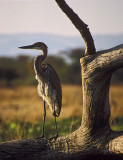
41 48 48 61
34 48 48 75
34 55 44 76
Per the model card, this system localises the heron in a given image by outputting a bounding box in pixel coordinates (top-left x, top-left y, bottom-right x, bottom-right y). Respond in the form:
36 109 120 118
19 42 62 138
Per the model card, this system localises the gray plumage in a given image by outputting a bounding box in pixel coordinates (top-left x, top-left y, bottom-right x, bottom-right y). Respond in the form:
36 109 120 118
19 42 62 137
34 56 62 117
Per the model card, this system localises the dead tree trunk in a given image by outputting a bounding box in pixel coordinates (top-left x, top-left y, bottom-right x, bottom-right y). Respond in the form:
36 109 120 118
0 0 123 159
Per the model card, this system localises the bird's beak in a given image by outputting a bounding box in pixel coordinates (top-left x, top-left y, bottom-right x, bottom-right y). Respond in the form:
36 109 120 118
18 44 35 50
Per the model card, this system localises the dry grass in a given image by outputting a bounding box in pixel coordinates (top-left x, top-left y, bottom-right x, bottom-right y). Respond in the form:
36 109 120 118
0 85 82 123
0 85 123 123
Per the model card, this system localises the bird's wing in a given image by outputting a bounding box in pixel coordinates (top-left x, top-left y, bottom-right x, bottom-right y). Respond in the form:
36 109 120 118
48 64 62 108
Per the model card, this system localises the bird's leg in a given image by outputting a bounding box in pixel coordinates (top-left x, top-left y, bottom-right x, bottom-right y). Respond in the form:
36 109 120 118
54 115 58 138
41 100 46 138
48 102 58 141
54 101 58 138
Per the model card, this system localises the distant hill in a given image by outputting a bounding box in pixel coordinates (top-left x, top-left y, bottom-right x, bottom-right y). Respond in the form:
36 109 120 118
0 33 122 57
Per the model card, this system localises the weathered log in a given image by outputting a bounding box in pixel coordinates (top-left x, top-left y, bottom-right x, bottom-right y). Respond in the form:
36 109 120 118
0 0 123 159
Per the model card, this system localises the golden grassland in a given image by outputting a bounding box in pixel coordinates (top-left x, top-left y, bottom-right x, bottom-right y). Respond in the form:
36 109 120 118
0 84 123 141
0 85 82 123
0 84 123 123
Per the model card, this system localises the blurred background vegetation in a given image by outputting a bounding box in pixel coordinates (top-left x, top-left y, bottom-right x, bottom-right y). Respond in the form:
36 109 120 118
0 48 85 87
0 47 123 142
0 47 123 87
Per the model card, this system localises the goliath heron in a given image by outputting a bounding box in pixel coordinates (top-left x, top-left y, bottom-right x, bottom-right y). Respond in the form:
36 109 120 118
19 42 62 138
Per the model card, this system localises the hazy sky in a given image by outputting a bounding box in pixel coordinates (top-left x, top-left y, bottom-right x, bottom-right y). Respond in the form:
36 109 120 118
0 0 123 36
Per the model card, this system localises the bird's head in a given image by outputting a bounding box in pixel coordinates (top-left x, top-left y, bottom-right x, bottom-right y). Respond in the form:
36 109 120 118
19 42 48 52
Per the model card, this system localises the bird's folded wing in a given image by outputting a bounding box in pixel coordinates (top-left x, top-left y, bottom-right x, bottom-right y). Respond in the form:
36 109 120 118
49 66 62 107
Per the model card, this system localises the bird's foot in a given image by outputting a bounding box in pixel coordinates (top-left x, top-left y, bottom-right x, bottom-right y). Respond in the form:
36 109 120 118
48 133 58 141
36 134 45 140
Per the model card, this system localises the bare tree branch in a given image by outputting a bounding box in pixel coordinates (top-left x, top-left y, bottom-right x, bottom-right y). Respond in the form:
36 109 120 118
55 0 96 55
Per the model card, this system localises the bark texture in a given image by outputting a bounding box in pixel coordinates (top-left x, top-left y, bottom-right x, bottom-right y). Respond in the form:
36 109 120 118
0 0 123 160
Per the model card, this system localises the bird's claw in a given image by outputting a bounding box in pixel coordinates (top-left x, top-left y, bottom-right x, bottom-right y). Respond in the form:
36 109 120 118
41 134 45 138
48 133 58 141
36 134 45 140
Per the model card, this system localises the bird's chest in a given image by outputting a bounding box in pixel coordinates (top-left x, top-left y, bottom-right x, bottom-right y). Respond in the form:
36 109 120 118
34 63 51 84
37 81 53 100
